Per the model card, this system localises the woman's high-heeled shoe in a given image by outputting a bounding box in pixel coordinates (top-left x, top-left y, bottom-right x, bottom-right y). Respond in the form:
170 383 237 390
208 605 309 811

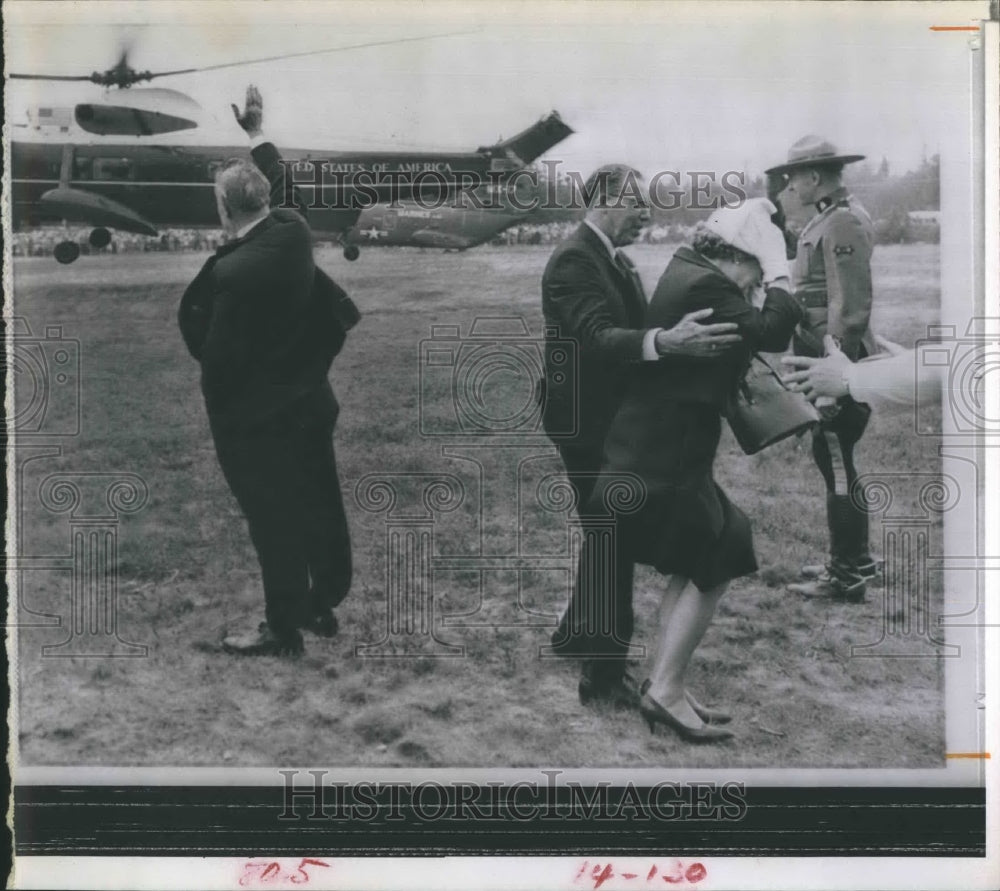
683 690 732 725
638 692 734 744
639 681 732 725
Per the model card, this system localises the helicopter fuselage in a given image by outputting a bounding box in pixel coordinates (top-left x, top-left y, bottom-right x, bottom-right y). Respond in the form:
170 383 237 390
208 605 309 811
12 141 512 231
344 200 535 254
9 109 572 261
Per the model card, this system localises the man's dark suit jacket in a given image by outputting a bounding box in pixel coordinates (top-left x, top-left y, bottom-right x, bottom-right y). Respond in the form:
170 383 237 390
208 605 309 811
178 142 357 436
541 223 647 456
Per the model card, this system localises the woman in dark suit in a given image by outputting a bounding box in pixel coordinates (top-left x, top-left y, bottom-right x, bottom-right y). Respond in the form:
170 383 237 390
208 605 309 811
593 198 804 742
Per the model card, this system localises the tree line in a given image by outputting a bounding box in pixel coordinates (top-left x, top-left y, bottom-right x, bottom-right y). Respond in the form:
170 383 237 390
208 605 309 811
528 154 941 244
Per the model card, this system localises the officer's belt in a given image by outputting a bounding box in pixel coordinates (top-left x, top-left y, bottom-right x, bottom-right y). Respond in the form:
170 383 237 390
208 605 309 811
795 290 829 309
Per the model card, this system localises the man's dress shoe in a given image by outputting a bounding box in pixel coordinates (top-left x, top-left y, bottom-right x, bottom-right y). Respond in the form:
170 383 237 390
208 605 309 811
578 661 640 707
787 570 866 603
301 610 338 638
222 623 304 657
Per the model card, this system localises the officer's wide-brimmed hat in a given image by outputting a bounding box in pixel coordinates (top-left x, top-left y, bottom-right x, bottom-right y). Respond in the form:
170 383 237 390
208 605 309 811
765 135 865 176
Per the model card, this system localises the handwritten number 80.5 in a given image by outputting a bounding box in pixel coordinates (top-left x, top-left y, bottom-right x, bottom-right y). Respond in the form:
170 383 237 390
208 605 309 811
238 858 330 886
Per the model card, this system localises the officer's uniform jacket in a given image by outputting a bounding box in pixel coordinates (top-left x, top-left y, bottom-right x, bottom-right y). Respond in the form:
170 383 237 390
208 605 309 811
791 187 877 361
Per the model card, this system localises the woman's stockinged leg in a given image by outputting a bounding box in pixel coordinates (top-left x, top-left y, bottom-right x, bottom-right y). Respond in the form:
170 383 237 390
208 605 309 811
647 579 728 725
645 573 686 676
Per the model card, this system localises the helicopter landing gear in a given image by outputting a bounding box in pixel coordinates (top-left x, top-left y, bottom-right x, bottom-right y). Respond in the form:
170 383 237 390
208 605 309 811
343 244 360 262
54 241 81 265
89 226 112 249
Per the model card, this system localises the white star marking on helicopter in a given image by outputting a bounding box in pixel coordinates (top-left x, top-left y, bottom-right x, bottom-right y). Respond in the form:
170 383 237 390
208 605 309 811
361 226 387 240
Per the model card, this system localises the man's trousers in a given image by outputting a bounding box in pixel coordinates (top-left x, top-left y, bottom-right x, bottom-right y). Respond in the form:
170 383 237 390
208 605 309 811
550 441 636 666
213 408 352 637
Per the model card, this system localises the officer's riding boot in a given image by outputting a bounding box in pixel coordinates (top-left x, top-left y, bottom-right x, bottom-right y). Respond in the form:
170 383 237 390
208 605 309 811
827 493 868 601
849 495 881 582
789 494 867 602
800 497 880 582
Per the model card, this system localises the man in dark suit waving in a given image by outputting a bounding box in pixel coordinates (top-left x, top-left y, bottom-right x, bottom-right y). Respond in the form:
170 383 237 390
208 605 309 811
543 164 742 703
178 87 355 657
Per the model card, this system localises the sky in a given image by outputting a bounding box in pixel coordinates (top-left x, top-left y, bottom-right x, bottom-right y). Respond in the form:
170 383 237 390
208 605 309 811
4 0 990 178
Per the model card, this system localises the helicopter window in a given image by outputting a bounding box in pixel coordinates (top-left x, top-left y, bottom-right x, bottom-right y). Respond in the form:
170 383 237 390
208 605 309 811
489 158 520 173
73 157 93 180
28 158 62 180
382 211 397 230
94 158 134 181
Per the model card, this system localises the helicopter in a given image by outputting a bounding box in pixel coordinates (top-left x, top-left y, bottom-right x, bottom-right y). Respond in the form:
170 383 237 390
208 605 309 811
8 38 574 263
342 195 537 257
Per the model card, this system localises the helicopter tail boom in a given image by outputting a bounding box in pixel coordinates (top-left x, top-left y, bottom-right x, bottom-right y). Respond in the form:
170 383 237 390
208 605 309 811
481 111 574 168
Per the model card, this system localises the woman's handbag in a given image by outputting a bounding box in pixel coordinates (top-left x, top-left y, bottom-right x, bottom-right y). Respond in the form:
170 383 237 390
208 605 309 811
725 353 820 455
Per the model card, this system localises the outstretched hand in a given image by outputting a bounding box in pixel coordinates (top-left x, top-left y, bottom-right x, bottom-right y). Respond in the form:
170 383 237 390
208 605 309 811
874 333 906 356
655 308 742 357
232 84 263 138
781 334 851 402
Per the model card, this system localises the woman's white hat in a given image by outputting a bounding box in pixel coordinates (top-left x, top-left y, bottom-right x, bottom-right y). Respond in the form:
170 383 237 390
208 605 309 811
703 197 778 262
702 197 790 283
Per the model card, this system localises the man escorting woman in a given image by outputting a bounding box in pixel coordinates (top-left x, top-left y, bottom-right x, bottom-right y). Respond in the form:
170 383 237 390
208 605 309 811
560 196 804 743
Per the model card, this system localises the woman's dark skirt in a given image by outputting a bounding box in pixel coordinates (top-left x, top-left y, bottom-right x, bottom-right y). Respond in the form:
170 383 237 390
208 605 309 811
589 398 757 591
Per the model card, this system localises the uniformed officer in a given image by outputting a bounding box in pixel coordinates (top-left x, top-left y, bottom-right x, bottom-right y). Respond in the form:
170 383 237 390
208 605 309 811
766 136 880 603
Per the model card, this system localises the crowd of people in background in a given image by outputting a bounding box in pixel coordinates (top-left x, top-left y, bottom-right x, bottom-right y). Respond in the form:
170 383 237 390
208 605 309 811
10 209 938 258
497 220 697 246
10 227 228 257
10 222 687 256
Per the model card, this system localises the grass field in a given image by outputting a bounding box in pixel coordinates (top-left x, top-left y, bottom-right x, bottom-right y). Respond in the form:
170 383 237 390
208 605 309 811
11 241 945 768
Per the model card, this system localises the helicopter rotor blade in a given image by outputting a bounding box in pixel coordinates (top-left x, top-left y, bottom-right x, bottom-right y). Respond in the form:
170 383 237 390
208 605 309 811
12 37 135 85
140 29 476 81
8 73 95 81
